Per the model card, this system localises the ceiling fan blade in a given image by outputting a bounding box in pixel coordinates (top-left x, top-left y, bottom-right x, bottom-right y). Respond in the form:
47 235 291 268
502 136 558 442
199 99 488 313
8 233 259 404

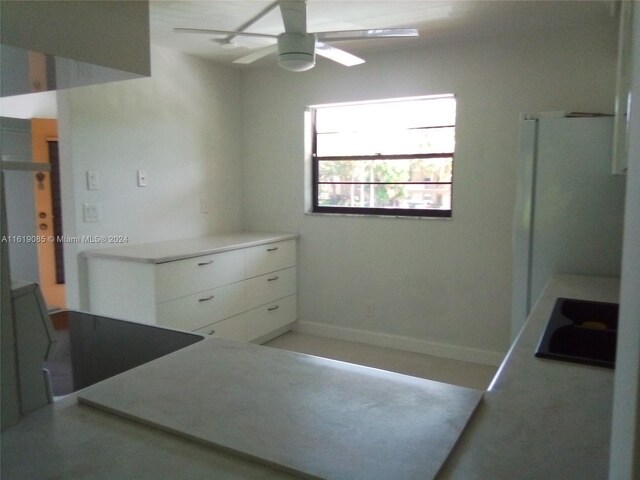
233 45 278 65
279 0 307 34
173 28 278 39
315 42 365 67
316 28 419 42
233 1 280 36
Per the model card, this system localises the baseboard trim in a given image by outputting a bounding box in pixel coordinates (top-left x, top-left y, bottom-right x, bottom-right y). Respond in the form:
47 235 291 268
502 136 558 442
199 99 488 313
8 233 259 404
292 321 504 367
252 324 293 345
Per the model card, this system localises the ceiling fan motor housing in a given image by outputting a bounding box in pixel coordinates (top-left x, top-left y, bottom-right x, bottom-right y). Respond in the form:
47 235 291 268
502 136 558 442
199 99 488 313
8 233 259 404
278 33 316 72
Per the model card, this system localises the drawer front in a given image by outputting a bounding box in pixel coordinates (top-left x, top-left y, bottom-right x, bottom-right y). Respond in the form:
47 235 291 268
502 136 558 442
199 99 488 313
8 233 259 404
156 282 246 332
245 267 296 310
155 249 245 302
193 314 247 342
245 240 296 279
247 294 297 342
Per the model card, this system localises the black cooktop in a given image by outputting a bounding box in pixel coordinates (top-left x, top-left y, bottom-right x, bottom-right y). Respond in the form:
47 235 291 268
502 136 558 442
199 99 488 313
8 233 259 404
44 310 204 396
535 298 618 369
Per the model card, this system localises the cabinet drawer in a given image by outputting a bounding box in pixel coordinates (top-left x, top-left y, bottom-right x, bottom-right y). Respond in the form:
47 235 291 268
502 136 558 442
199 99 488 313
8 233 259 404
155 249 245 302
247 294 297 342
245 267 296 310
156 282 246 332
245 240 296 279
193 314 247 342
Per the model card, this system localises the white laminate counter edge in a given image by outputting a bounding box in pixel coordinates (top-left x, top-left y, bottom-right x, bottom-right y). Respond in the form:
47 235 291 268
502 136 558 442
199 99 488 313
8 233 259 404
488 273 620 392
82 233 299 264
438 274 620 480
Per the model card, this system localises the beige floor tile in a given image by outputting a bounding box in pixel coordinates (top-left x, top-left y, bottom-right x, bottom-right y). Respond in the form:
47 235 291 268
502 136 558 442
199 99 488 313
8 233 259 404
264 331 497 390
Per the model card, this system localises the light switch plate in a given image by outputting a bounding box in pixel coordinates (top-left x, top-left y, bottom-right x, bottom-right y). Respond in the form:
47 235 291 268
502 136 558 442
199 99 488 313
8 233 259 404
83 203 101 223
137 170 147 187
86 171 99 190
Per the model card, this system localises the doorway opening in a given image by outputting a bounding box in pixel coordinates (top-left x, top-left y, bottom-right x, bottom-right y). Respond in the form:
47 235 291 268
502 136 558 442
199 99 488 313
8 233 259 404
31 118 66 314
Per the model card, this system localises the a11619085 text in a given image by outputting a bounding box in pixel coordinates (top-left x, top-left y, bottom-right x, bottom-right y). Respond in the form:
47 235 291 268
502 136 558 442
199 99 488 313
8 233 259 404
0 235 129 244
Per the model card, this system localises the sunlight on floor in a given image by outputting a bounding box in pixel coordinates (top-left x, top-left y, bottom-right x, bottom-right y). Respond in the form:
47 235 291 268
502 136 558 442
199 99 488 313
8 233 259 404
264 331 497 390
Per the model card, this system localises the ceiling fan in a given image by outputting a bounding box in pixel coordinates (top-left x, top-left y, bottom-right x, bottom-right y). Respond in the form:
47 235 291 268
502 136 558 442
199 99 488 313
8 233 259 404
174 0 419 72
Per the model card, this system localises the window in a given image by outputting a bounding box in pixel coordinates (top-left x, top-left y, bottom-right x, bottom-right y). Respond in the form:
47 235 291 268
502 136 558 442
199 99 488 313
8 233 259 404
310 95 456 218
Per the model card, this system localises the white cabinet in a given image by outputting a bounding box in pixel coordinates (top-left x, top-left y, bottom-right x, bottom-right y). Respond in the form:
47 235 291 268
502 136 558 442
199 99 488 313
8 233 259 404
155 249 245 303
245 240 296 278
86 234 297 343
156 282 246 332
245 267 296 310
193 313 247 342
247 295 297 341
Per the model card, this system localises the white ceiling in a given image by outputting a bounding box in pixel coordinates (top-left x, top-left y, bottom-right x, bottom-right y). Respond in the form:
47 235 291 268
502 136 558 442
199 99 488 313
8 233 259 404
0 1 617 118
149 0 618 67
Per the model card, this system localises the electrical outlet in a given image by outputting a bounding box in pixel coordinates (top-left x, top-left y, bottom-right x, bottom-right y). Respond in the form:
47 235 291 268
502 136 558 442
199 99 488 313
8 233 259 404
83 203 101 223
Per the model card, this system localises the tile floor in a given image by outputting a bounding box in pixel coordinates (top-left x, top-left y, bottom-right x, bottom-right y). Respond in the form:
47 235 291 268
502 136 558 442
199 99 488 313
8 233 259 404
264 331 498 390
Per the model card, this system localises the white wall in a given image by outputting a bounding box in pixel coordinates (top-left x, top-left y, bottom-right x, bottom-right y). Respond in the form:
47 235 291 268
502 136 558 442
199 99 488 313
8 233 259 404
241 25 619 362
609 4 640 477
58 46 244 309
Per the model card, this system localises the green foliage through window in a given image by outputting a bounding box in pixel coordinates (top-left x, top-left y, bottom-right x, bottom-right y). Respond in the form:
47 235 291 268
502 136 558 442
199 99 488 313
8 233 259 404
310 95 456 217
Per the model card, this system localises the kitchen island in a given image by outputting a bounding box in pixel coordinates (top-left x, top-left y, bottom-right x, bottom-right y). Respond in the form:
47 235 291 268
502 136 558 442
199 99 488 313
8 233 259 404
1 275 618 479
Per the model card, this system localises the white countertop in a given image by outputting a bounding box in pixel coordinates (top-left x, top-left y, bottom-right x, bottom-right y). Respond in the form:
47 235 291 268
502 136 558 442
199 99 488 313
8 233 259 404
77 339 482 480
1 274 619 479
438 274 619 479
83 232 299 264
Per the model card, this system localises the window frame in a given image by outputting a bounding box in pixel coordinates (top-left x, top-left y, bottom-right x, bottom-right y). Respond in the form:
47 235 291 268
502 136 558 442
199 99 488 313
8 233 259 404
309 96 455 218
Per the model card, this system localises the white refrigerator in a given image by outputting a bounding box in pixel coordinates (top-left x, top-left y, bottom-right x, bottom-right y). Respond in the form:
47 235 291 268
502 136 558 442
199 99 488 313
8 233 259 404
511 116 627 340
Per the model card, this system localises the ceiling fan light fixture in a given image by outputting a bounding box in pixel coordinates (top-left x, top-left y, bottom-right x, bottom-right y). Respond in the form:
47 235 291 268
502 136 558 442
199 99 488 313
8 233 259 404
278 33 316 71
278 52 315 71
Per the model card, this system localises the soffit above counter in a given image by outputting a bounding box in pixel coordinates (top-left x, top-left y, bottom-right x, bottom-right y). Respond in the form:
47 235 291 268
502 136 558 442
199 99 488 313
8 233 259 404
0 0 150 98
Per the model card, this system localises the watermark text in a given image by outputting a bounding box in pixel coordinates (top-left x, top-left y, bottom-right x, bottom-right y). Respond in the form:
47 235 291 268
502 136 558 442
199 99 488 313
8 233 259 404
1 235 129 244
